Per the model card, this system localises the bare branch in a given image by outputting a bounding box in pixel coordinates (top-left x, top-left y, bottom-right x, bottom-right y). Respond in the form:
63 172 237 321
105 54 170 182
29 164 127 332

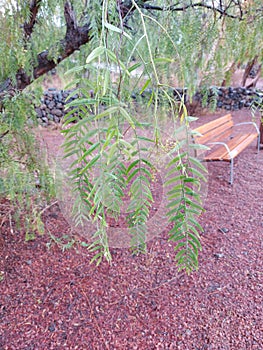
23 0 41 39
141 1 245 20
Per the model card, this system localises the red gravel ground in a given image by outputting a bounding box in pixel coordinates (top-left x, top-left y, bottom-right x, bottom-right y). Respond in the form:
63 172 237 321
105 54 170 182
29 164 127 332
0 109 262 349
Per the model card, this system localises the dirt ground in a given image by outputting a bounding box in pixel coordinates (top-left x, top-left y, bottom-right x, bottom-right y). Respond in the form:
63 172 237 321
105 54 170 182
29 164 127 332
0 107 263 349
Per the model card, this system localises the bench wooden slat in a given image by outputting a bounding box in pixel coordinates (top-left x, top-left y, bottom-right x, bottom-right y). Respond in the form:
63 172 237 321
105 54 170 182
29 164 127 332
195 122 233 145
194 114 232 136
204 134 248 161
204 133 258 161
223 133 258 160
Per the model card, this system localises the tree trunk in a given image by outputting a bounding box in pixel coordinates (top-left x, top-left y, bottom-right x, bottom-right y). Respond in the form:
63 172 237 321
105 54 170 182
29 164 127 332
241 56 258 87
0 0 137 98
0 1 91 97
245 65 262 88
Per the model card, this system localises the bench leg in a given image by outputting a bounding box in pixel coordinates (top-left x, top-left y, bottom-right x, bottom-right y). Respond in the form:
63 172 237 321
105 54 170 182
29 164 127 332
230 159 234 185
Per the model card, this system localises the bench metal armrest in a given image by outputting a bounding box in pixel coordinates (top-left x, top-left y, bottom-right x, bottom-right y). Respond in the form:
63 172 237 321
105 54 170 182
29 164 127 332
208 141 235 185
233 122 260 135
208 141 233 159
233 122 260 153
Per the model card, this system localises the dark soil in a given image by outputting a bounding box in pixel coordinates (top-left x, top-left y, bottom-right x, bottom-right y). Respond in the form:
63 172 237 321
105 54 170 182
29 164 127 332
0 109 262 349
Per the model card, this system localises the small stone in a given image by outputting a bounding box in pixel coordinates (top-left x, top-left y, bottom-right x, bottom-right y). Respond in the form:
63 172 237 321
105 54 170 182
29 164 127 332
218 227 229 233
48 323 56 332
213 253 224 259
42 116 48 123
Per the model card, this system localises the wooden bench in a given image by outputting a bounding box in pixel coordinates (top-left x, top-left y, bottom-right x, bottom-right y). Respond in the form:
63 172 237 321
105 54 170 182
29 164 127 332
192 114 260 184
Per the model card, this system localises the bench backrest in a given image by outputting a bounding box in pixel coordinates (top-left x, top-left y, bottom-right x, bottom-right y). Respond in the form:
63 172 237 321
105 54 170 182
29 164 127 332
193 114 233 145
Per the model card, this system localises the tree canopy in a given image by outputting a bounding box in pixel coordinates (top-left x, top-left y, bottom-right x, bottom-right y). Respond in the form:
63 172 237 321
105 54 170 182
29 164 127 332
0 0 262 94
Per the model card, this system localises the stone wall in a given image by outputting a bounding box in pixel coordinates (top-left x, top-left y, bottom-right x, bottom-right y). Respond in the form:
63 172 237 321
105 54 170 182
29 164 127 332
35 89 79 126
35 87 263 125
193 87 263 111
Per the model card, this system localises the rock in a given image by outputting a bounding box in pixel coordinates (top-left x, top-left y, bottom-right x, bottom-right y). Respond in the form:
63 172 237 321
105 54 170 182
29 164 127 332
48 322 56 332
35 108 42 118
239 101 244 108
41 116 48 123
214 253 224 259
47 101 55 109
218 227 229 233
54 116 60 123
57 92 63 102
51 109 63 117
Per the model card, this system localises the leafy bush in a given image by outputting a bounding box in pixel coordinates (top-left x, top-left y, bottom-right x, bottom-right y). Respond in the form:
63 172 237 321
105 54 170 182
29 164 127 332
0 92 55 239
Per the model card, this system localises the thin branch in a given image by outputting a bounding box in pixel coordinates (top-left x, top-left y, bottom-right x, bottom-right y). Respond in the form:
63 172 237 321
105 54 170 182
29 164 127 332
142 2 244 19
0 130 9 140
32 201 58 225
